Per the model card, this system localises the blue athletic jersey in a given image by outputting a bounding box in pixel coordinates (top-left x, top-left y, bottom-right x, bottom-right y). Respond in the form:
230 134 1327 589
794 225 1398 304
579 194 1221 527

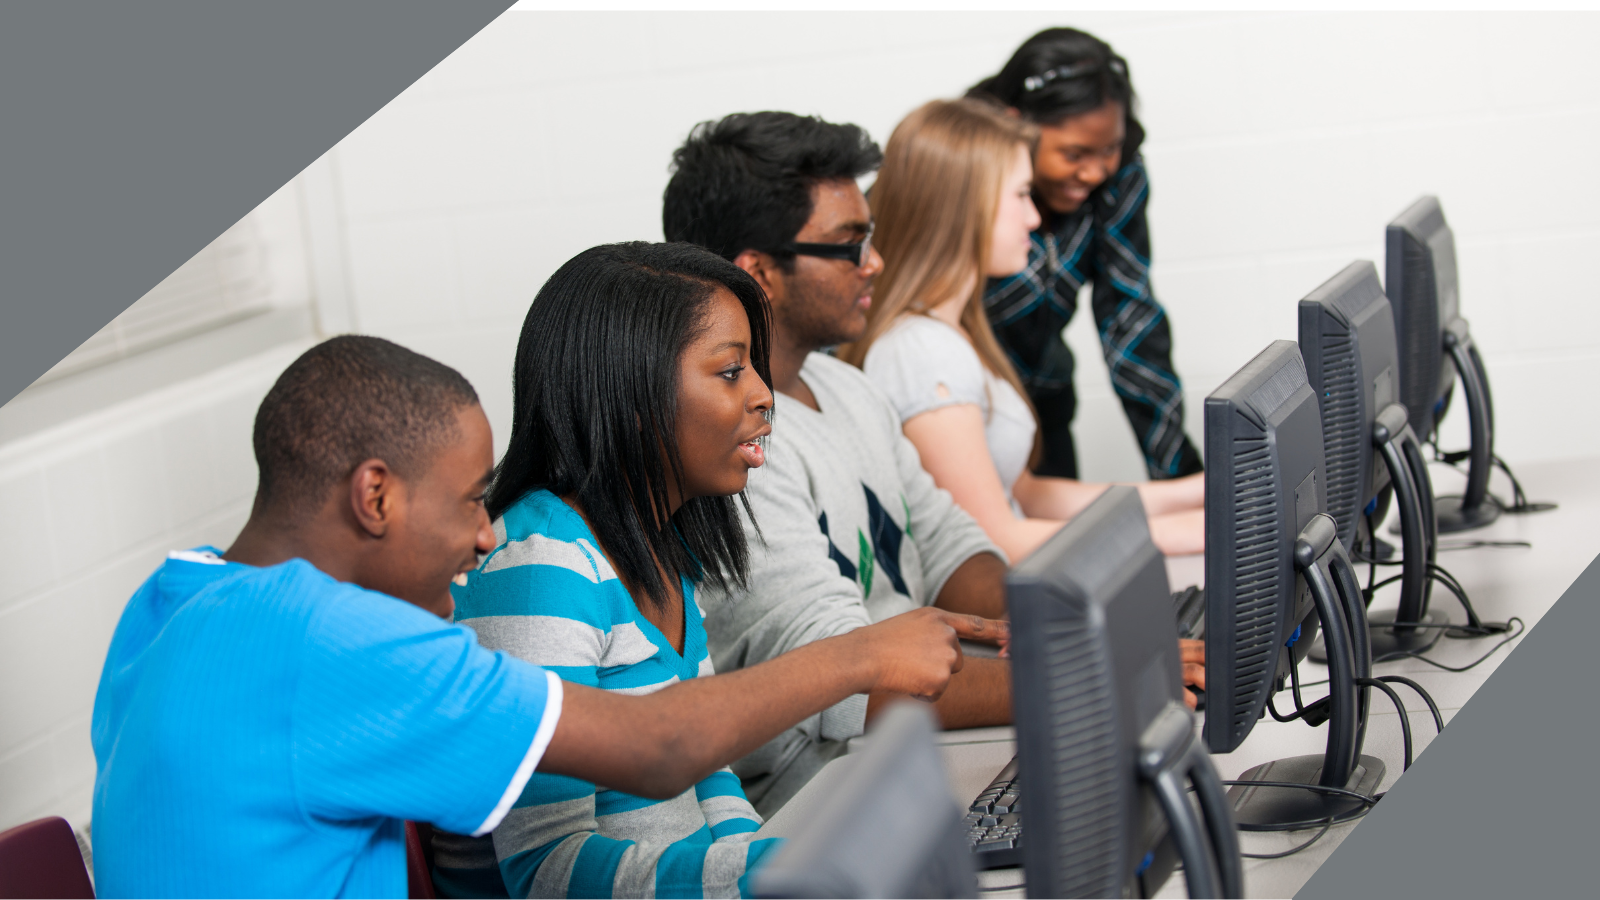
91 548 562 898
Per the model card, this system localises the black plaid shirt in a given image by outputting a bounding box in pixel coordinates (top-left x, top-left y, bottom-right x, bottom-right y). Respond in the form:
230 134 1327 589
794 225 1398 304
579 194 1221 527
983 157 1202 479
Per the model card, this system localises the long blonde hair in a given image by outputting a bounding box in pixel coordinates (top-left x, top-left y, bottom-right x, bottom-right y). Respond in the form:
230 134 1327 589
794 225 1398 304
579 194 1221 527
839 99 1036 413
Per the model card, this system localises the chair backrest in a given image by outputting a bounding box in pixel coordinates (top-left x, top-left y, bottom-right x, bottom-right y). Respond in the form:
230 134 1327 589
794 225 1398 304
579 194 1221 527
0 817 95 899
404 821 436 900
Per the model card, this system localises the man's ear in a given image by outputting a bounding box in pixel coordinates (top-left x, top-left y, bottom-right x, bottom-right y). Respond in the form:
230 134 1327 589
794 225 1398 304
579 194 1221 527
733 249 782 302
348 458 397 538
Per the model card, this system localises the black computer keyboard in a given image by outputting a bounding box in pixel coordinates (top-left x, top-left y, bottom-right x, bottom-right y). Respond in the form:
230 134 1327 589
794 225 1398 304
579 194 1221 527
964 756 1023 869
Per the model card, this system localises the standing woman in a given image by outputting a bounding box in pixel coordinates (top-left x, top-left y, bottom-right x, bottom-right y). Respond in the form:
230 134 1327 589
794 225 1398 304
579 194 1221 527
840 99 1202 561
971 27 1203 482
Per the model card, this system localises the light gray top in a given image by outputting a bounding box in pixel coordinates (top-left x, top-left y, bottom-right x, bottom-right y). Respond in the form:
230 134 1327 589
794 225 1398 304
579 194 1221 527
700 352 1003 815
862 315 1036 504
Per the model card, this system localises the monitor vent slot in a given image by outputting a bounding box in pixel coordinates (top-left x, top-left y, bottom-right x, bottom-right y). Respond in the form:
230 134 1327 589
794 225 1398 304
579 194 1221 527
1229 435 1281 744
1319 328 1363 550
1042 614 1121 897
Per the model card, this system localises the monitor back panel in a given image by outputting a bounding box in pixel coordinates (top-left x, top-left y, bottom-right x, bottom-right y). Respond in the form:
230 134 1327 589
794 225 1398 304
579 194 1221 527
1300 261 1400 550
1203 341 1329 754
1386 195 1460 442
1008 486 1182 898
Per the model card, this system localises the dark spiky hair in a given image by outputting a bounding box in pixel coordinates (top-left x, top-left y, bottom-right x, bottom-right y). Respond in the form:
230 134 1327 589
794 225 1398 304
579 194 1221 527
662 111 882 269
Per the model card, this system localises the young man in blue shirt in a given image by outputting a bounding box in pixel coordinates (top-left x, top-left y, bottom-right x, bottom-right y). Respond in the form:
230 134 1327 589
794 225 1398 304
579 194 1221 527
90 335 1000 898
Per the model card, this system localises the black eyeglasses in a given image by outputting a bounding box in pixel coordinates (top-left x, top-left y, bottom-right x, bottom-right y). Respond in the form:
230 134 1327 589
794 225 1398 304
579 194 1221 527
784 223 874 269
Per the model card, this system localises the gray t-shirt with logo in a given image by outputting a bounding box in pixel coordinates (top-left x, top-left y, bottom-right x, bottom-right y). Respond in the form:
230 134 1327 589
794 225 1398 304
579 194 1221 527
700 352 1002 816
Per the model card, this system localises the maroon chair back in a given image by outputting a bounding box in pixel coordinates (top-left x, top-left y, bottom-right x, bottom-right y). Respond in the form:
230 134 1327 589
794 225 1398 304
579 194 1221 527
0 817 94 899
404 821 436 900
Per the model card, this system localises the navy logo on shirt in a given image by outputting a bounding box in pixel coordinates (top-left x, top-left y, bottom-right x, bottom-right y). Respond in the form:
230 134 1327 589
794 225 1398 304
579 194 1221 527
817 485 911 599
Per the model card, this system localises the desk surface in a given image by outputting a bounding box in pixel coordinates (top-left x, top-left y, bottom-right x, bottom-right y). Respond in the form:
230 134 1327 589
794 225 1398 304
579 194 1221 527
757 456 1599 898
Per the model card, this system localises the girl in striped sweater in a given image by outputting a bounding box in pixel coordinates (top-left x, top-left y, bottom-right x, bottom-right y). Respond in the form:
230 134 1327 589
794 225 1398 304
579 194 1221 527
431 241 809 898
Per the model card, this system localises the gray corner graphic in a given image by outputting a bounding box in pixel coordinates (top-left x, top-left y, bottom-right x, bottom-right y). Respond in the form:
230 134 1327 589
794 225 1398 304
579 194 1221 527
0 0 516 408
1297 549 1600 898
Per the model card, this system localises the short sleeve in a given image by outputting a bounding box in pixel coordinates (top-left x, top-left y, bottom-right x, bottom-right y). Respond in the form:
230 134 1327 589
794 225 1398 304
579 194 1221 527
862 317 988 423
291 574 562 837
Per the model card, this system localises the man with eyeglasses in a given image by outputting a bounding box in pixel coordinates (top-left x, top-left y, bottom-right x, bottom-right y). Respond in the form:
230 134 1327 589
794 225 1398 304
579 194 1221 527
663 112 1015 816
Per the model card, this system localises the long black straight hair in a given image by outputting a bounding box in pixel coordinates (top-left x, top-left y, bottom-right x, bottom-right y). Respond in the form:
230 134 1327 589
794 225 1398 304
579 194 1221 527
968 27 1145 164
488 241 774 609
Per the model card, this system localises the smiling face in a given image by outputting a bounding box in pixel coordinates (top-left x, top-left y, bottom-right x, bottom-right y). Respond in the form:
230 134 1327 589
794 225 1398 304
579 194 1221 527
672 286 775 504
985 143 1043 278
1032 100 1126 214
770 178 885 351
375 404 497 618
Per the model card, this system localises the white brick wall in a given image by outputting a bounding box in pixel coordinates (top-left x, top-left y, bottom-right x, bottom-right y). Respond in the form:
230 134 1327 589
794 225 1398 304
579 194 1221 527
0 343 310 833
4 9 1599 837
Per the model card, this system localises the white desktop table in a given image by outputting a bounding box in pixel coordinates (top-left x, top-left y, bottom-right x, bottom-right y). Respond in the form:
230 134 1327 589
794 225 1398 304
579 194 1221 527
756 456 1599 898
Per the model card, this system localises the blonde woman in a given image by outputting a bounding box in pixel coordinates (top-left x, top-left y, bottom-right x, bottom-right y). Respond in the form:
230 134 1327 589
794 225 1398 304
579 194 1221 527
840 99 1203 561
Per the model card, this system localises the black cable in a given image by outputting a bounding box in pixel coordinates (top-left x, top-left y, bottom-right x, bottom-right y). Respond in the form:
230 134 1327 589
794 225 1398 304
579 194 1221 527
1493 455 1557 514
1437 539 1532 552
1290 650 1311 715
1216 780 1381 833
1374 617 1525 671
1240 818 1335 859
1427 442 1555 516
1356 677 1413 770
1215 780 1381 806
1376 675 1445 735
1267 692 1316 724
1360 563 1510 637
1365 511 1379 597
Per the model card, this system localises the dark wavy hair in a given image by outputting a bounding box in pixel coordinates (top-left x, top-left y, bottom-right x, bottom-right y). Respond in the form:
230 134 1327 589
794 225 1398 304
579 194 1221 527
968 27 1145 163
662 111 883 270
487 242 773 609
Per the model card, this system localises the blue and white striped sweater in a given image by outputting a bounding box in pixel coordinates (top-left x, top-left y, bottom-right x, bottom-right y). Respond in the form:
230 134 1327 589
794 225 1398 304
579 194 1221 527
432 489 779 898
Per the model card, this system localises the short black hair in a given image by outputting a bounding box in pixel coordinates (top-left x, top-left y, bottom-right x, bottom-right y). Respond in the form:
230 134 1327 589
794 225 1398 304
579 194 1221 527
252 335 480 519
662 111 882 269
968 27 1145 163
489 241 773 609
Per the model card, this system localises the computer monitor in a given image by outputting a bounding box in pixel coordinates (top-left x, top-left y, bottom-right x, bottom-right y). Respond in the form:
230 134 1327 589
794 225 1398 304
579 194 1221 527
1386 195 1499 532
1203 341 1383 828
1009 486 1241 899
750 702 977 899
1300 261 1443 657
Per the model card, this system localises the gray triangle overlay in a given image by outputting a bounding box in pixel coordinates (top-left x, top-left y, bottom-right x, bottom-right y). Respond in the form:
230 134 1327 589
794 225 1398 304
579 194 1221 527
1297 548 1600 898
0 0 515 409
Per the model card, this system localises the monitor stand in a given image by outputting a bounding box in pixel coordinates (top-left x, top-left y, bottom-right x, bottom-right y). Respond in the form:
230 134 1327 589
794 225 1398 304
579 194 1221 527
1366 609 1447 660
1434 319 1500 534
1315 404 1443 665
1434 493 1501 533
1139 703 1245 897
1228 755 1385 830
1227 515 1382 830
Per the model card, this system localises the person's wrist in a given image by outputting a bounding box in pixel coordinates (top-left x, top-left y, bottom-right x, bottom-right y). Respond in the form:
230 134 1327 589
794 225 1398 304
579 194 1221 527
832 627 882 694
